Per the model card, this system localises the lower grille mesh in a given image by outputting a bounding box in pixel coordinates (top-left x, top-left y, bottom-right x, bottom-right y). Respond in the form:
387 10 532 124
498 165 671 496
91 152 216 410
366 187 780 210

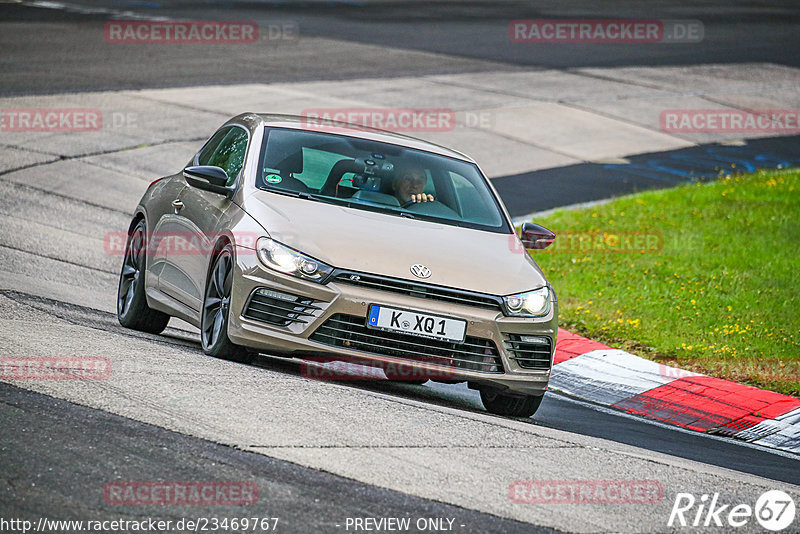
310 314 503 373
505 335 552 370
243 288 320 326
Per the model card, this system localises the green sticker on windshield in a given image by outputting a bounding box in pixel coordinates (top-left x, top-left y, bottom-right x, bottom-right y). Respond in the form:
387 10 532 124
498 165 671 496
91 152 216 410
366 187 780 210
265 174 282 184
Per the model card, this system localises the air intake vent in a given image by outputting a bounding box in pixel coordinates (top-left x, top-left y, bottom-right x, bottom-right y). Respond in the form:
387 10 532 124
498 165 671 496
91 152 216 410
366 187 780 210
505 335 552 370
243 288 320 326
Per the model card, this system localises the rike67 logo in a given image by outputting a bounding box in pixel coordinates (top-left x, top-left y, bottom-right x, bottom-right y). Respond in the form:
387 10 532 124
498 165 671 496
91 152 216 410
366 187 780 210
669 490 796 531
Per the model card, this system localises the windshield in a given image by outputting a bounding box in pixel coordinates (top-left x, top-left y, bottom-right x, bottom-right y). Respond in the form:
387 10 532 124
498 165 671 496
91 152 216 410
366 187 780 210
255 127 511 233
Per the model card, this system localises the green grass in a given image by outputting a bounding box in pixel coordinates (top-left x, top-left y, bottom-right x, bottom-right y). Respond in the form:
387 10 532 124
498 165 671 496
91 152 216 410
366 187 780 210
529 168 800 396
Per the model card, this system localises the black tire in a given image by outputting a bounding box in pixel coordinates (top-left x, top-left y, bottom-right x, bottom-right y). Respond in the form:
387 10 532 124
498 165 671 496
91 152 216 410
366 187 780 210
201 243 253 364
117 219 170 334
480 389 543 418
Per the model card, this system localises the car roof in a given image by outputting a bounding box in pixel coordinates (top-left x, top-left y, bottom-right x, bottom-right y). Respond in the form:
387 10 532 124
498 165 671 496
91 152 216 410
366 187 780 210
246 113 475 163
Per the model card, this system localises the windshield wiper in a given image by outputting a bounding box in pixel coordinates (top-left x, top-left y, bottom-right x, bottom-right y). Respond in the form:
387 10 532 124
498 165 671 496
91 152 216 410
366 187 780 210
265 188 320 201
398 211 416 219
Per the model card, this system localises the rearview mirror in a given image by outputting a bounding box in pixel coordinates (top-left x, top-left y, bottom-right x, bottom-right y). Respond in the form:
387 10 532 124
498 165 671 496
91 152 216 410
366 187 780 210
520 222 555 250
183 166 234 197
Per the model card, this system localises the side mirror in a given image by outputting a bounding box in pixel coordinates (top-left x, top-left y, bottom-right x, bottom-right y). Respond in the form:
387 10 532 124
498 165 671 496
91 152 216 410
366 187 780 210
183 166 234 197
520 222 555 250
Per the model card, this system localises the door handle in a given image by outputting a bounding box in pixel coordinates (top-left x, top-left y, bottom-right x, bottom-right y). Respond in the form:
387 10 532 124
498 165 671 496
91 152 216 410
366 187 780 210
172 199 184 213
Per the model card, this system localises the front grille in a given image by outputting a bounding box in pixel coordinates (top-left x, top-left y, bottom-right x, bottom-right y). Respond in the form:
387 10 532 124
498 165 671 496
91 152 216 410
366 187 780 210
243 288 320 326
505 335 552 370
332 270 503 311
310 314 504 373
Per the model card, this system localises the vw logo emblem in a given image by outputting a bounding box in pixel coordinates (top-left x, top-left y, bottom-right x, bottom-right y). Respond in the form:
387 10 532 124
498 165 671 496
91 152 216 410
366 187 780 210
410 264 431 279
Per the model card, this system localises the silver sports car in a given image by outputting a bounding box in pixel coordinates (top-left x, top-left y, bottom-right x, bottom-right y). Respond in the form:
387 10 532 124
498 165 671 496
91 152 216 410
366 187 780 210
117 113 558 417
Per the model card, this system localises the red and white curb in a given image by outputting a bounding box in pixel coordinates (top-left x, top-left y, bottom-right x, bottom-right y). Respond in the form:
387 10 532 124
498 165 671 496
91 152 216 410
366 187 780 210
551 329 800 454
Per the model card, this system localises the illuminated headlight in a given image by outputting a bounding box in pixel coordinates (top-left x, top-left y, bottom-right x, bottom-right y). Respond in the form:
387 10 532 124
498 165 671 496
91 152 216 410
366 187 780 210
503 287 551 317
256 237 333 282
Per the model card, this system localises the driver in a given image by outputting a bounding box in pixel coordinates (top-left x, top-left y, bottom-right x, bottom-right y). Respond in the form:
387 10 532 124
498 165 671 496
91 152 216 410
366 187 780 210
392 166 434 204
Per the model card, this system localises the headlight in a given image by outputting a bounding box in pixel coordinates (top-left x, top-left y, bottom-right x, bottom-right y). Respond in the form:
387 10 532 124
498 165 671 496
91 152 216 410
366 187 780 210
503 286 551 317
256 237 333 282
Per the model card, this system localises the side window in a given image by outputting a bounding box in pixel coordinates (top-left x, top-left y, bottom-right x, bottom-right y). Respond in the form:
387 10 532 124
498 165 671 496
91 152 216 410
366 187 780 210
196 127 249 185
196 127 231 166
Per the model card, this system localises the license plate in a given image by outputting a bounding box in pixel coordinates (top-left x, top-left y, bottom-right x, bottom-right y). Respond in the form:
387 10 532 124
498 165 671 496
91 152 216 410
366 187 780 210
367 305 466 343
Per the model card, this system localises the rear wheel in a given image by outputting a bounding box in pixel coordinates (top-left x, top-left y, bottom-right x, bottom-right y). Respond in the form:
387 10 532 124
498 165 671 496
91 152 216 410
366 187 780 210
480 389 543 417
117 219 170 334
201 243 254 364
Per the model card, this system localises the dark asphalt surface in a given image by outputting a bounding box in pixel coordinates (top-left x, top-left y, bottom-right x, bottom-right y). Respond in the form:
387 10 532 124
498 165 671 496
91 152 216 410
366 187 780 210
2 1 800 96
537 394 800 487
498 134 800 217
0 381 558 534
0 2 510 97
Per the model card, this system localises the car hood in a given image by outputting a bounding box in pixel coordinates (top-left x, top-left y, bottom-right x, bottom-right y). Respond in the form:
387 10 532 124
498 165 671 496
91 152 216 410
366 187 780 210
242 190 547 296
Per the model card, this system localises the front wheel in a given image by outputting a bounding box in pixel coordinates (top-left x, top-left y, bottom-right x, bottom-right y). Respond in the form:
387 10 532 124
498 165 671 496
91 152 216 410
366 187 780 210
480 389 543 417
201 243 253 364
117 219 170 334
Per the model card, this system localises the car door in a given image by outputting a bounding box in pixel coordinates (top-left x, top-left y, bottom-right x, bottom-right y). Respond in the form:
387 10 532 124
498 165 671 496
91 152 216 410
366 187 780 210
143 174 184 296
158 125 250 313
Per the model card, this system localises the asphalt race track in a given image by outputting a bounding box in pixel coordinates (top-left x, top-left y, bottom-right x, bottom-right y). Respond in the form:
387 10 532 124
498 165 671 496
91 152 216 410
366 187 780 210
1 1 799 533
3 0 800 95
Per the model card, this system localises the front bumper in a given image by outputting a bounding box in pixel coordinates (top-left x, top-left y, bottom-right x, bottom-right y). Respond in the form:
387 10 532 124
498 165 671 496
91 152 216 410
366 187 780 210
227 246 557 397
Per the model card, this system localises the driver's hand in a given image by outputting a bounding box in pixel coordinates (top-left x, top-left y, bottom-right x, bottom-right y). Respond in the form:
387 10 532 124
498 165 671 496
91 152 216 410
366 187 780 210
410 193 434 203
